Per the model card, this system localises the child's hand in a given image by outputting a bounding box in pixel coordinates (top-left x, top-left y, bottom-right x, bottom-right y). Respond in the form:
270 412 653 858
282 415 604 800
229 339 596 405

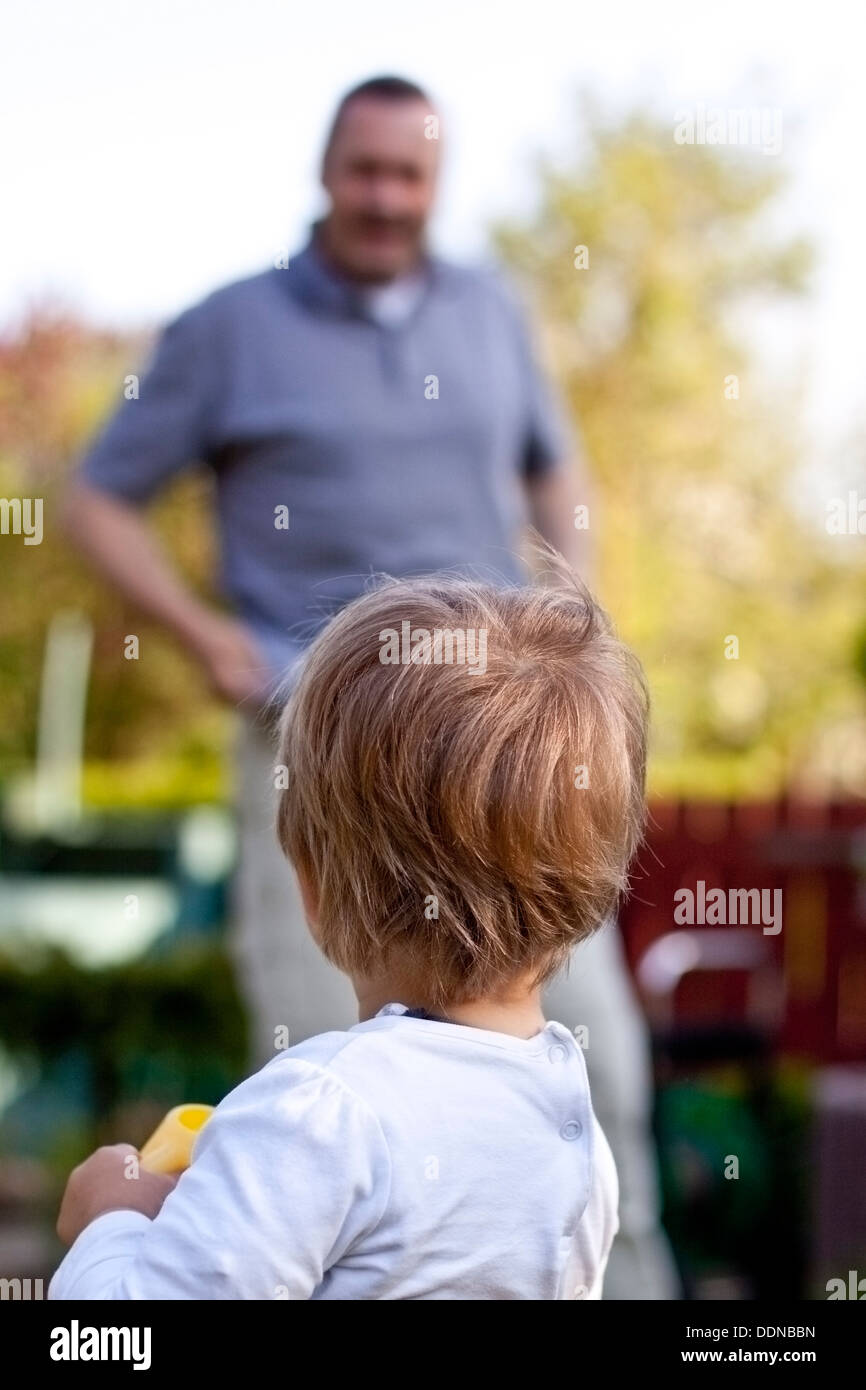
57 1143 179 1246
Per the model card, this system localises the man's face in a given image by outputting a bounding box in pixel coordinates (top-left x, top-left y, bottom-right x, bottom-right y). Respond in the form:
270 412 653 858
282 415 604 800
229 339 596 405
321 97 441 282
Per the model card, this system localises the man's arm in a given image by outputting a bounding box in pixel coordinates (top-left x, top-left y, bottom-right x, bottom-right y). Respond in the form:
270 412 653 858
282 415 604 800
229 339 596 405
497 275 596 584
64 299 272 708
61 481 269 707
525 465 596 584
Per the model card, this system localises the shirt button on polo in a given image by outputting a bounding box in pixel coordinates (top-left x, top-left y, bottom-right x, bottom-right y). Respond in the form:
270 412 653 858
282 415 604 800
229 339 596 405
560 1119 583 1141
548 1042 569 1063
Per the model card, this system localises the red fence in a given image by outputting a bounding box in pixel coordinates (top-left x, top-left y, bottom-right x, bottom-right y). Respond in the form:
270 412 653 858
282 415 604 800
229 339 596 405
619 798 866 1063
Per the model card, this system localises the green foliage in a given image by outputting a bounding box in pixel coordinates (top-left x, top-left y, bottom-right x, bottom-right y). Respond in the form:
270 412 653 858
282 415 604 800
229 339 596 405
0 942 248 1161
655 1061 809 1293
82 749 228 811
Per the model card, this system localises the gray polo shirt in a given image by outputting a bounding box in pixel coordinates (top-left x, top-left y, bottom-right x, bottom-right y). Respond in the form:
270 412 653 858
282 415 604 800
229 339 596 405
80 223 577 685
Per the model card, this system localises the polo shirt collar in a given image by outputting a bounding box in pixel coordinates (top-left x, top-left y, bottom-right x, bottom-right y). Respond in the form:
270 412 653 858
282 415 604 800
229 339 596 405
282 217 460 316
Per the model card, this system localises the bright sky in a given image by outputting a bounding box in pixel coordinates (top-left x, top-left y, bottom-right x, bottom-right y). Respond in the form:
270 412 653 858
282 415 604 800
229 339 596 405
2 0 864 460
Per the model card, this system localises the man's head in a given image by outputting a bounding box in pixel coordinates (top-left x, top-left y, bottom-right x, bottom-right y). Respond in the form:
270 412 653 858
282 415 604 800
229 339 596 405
318 75 442 283
276 566 649 1011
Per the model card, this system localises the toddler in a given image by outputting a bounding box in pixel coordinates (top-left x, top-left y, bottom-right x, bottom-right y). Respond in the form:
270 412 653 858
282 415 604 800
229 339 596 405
49 568 648 1300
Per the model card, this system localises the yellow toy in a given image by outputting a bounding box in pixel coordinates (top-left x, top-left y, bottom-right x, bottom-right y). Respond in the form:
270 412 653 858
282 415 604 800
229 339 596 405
139 1104 214 1175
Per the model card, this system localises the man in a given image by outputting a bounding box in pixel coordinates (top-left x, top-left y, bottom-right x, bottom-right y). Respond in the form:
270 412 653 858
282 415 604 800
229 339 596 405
64 75 678 1298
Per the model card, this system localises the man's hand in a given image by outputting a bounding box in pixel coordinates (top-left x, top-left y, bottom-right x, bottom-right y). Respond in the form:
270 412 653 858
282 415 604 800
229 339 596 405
192 613 272 708
57 1144 179 1247
61 484 273 710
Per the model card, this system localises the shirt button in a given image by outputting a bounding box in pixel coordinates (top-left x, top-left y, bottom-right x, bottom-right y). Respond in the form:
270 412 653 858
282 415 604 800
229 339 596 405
548 1043 569 1063
560 1119 583 1141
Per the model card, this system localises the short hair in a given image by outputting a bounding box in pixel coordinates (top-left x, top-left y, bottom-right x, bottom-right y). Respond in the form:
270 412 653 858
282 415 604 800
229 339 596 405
322 74 434 165
276 564 649 1009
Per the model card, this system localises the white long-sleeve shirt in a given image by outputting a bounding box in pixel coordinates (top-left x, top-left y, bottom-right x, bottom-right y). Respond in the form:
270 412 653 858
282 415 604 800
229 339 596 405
48 1003 619 1300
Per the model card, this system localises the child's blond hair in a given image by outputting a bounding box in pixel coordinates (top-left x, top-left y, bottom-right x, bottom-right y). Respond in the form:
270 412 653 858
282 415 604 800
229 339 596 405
276 565 648 1008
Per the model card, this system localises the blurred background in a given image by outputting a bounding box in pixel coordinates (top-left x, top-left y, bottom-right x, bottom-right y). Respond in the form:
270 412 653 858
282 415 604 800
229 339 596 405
1 0 865 1299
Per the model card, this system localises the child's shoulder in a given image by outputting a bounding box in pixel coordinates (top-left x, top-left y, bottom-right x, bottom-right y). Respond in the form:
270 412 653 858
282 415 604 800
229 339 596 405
242 1015 443 1119
248 1022 382 1084
229 1022 395 1114
197 1027 394 1158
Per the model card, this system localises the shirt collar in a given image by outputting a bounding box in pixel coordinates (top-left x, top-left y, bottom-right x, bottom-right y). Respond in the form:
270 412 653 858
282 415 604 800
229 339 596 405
280 217 461 318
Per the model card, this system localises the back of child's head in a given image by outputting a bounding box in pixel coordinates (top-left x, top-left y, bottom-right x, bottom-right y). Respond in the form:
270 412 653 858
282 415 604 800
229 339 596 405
276 562 649 1009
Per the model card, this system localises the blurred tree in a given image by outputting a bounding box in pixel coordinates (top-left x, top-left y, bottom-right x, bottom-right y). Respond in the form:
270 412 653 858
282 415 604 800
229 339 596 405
494 100 866 797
